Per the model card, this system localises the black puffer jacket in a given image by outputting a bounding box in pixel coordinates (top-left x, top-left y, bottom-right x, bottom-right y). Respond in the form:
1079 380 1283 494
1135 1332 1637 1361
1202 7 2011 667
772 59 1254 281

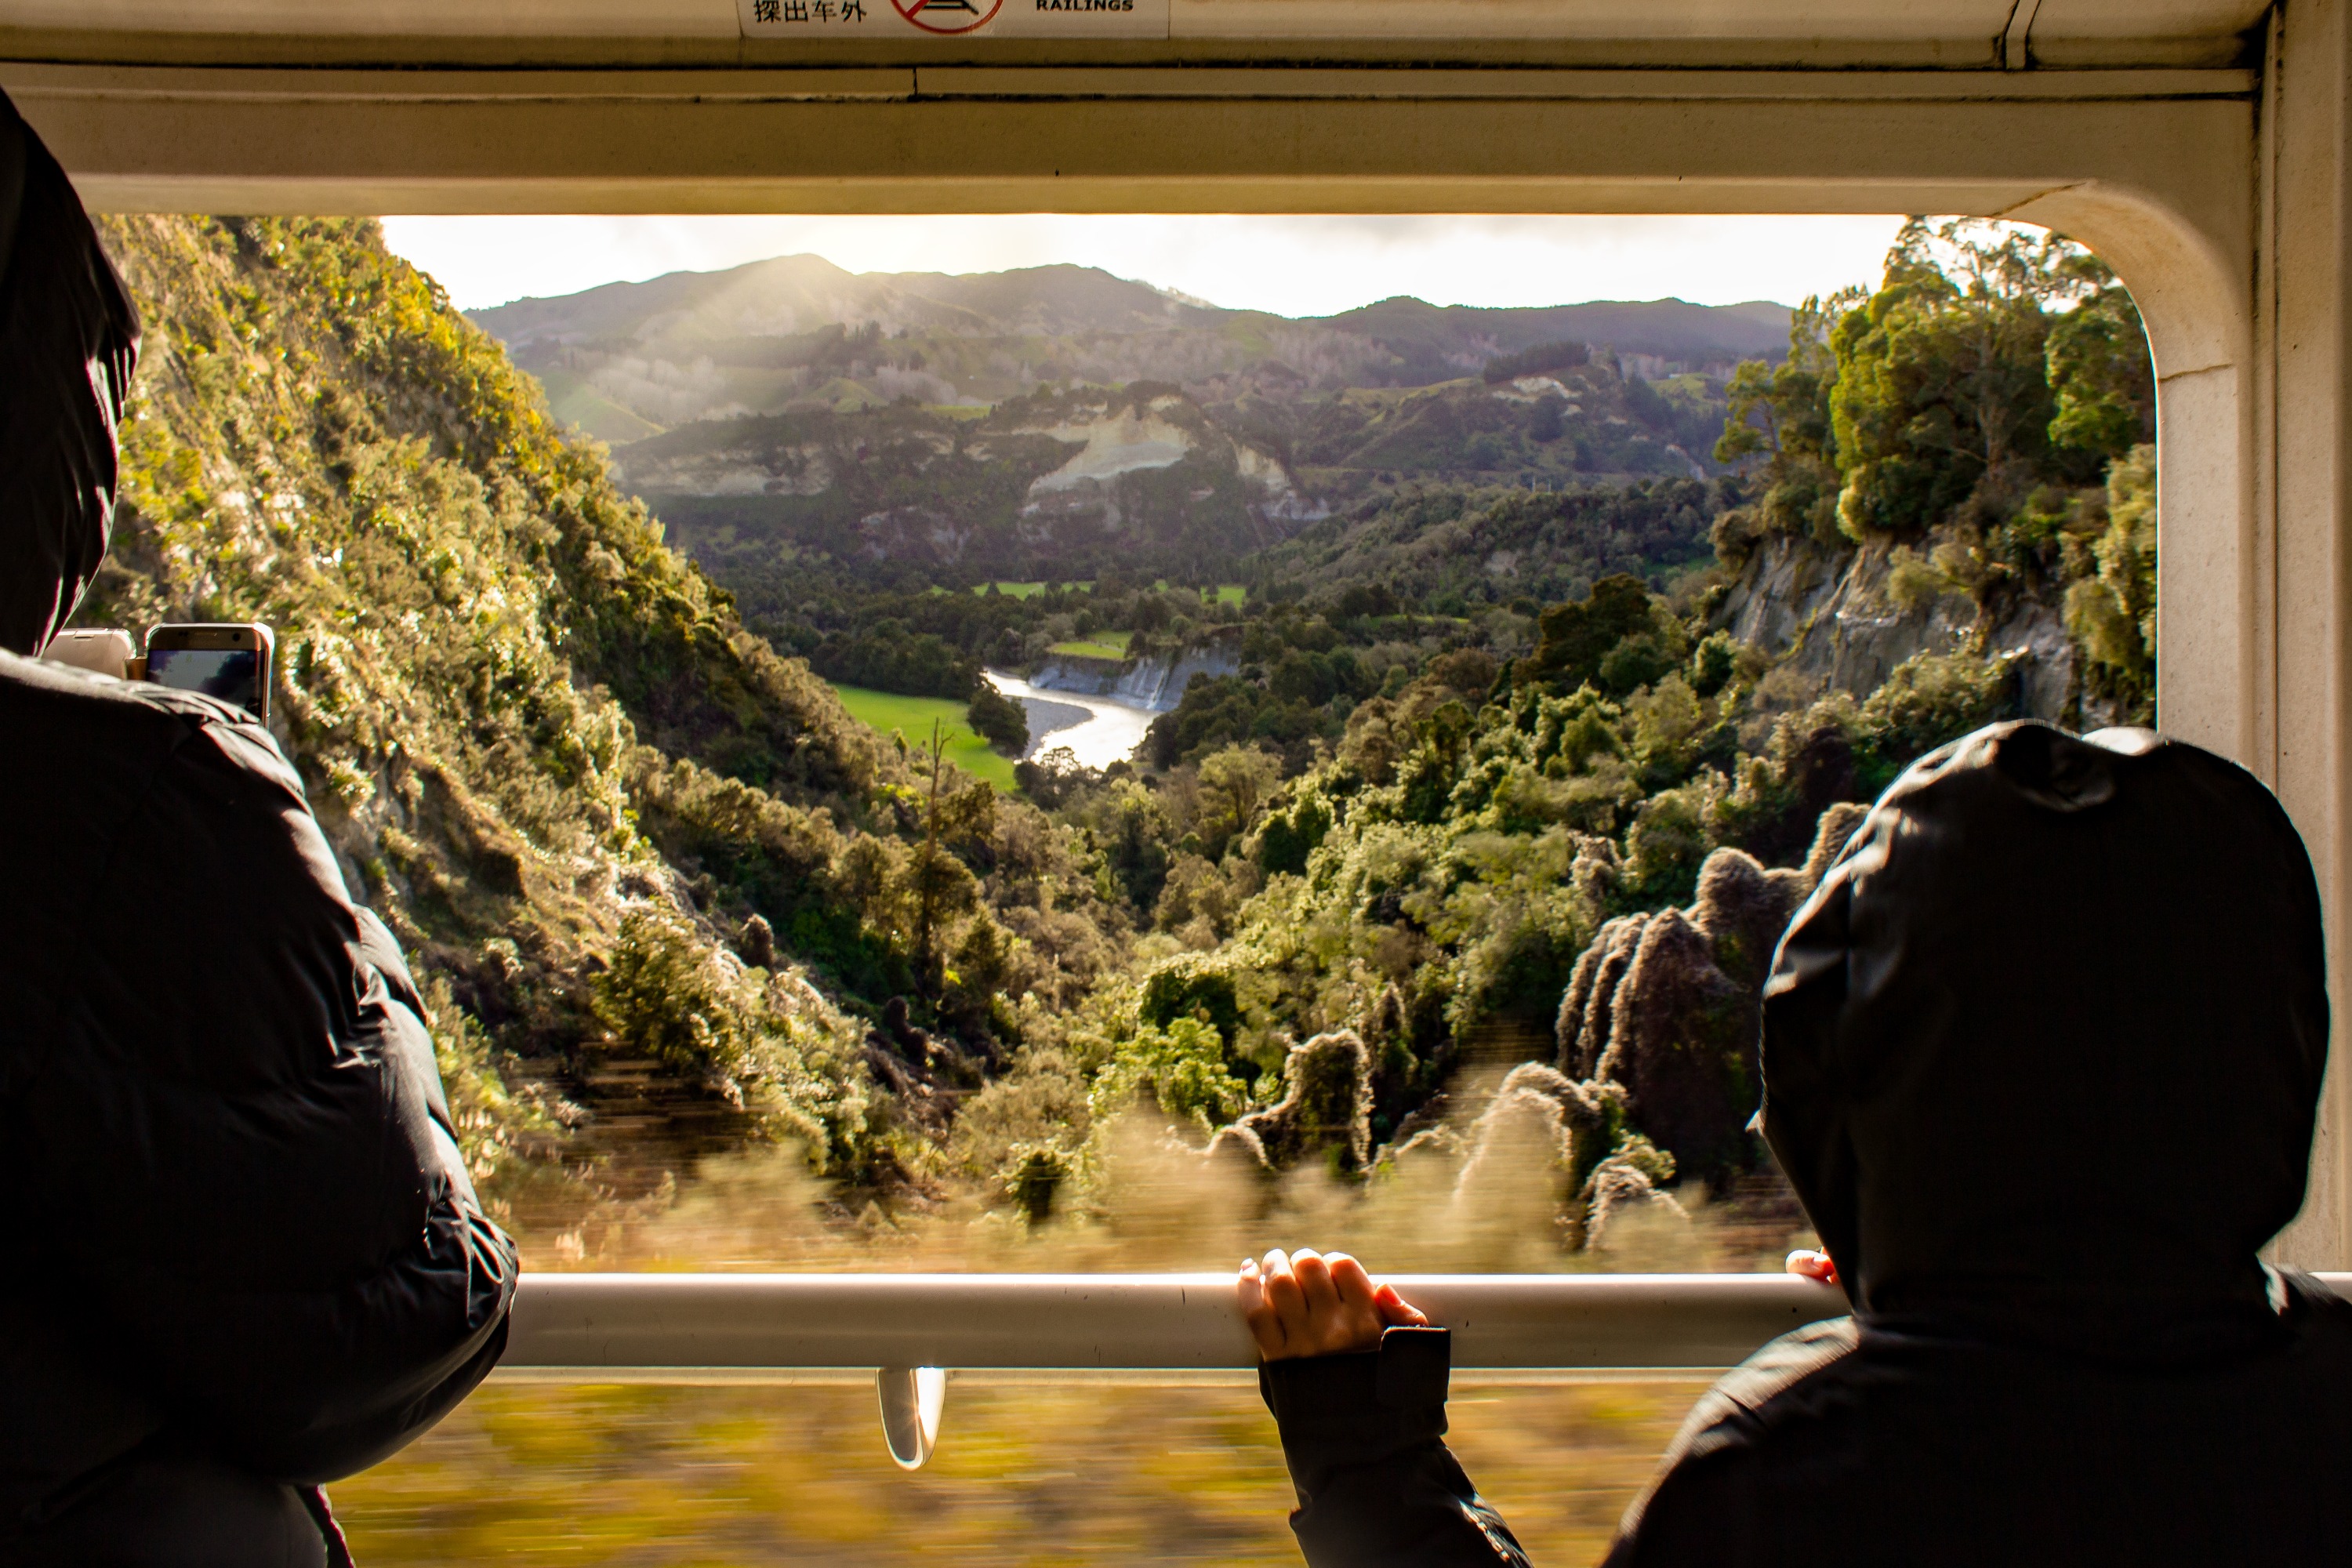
1261 722 2352 1565
0 93 516 1566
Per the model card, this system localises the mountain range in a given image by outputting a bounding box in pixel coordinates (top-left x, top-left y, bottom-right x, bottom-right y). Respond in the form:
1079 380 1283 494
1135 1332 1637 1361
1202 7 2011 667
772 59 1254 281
471 254 1793 440
469 256 1791 583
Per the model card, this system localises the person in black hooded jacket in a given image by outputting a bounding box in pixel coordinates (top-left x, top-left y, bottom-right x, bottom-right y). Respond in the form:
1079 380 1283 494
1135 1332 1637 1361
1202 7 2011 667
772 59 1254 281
0 93 517 1565
1240 720 2352 1566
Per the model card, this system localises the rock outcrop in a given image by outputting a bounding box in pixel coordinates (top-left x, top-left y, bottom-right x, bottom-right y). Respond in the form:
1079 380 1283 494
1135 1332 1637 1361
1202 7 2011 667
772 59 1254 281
1025 632 1243 713
1717 530 2080 724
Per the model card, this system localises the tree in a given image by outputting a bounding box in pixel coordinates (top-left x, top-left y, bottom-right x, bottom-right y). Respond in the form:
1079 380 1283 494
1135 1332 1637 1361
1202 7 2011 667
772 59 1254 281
2063 443 2158 720
1196 744 1282 851
1528 395 1566 444
967 682 1029 756
1515 575 1666 694
1827 218 2136 543
906 720 994 996
1713 292 1854 551
2046 283 2157 472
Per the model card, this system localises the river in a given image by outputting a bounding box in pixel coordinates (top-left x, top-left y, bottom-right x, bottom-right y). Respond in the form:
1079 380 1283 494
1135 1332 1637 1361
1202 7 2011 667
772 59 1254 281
984 670 1157 771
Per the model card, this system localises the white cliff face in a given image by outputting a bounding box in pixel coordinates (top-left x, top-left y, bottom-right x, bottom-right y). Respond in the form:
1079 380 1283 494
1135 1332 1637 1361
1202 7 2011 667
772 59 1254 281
1024 634 1243 712
1493 375 1577 405
1718 529 2081 723
1003 393 1302 511
611 385 1321 565
1022 401 1195 492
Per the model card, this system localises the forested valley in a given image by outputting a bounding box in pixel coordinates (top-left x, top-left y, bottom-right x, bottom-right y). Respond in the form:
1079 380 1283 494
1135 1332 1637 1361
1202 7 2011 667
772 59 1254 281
78 216 2158 1279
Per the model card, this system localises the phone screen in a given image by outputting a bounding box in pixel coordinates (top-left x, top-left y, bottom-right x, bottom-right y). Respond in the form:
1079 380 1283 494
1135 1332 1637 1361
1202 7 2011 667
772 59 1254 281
147 646 265 719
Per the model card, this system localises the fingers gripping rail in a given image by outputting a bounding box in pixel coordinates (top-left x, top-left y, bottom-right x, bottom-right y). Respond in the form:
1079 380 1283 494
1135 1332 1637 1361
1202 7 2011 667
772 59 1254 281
497 1272 1857 1468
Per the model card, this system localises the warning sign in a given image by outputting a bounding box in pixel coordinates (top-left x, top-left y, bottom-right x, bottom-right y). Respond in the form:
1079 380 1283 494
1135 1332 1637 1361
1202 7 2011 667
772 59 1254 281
738 0 1167 38
894 0 1003 34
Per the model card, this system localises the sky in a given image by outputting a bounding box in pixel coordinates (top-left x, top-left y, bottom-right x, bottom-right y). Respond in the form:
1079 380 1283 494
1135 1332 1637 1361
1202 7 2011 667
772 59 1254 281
378 213 1910 318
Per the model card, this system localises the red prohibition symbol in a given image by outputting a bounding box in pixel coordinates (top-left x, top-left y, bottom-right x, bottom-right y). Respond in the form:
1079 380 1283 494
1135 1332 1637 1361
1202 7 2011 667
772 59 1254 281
892 0 1004 31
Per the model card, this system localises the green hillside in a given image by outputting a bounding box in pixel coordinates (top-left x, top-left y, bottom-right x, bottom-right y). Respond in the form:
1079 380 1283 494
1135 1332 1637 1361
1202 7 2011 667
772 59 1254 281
80 216 1124 1222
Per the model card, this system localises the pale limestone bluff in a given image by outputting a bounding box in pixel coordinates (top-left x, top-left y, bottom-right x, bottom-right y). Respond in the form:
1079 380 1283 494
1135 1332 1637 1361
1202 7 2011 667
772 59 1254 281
999 390 1305 537
1026 633 1243 712
1491 374 1578 405
1020 399 1196 492
1236 441 1329 524
1715 529 2078 721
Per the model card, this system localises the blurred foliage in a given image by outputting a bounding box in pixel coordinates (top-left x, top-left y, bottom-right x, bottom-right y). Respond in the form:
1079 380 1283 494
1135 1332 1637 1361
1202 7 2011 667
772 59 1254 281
332 1379 1697 1566
590 908 871 1165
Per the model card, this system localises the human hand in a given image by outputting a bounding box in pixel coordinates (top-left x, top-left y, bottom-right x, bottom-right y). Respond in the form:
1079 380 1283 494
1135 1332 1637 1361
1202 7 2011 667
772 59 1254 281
1785 1248 1841 1285
1237 1247 1430 1362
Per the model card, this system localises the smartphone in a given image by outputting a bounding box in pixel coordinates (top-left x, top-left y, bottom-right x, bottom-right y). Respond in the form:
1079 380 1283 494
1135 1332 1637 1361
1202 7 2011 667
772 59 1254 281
145 622 274 725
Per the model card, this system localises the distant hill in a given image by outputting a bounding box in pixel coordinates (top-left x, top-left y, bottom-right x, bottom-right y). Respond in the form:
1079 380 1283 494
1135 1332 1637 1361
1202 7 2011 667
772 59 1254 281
1315 296 1793 384
469 254 1791 590
469 255 1792 441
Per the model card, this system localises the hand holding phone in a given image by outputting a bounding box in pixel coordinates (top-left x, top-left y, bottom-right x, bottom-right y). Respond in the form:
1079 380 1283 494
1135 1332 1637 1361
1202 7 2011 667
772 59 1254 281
145 622 273 725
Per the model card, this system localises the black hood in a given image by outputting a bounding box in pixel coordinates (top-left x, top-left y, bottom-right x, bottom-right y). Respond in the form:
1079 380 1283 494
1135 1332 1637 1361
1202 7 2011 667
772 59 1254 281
0 90 140 655
1761 722 2328 1341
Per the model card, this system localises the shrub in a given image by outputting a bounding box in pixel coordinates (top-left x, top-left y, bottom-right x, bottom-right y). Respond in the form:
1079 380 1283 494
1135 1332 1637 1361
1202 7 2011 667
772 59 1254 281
1138 953 1244 1043
1090 1016 1253 1134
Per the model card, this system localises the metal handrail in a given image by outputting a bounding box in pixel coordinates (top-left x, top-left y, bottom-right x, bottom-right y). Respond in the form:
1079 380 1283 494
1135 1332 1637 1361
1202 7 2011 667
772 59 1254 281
503 1271 1849 1374
494 1271 2352 1466
500 1270 1853 1461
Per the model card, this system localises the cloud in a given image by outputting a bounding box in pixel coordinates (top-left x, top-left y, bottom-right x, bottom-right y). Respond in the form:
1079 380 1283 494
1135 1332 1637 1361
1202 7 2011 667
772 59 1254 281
379 212 1910 318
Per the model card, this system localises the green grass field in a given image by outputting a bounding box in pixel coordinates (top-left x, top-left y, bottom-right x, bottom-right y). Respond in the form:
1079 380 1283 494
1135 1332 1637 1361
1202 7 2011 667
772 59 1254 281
1135 581 1246 607
967 582 1104 599
826 684 1017 792
1047 630 1133 659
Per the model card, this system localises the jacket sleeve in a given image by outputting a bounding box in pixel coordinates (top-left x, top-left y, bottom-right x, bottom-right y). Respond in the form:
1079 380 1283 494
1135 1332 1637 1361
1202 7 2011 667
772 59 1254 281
1258 1327 1532 1568
17 705 517 1483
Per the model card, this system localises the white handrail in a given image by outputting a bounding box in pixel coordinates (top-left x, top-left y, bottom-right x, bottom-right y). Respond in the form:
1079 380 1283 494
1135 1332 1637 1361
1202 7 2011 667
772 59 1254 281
494 1271 2352 1467
503 1272 1852 1374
